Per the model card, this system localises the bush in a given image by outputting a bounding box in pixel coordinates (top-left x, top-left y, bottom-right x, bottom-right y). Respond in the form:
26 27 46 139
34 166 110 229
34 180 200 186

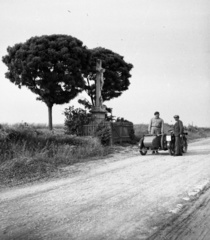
95 122 111 146
64 106 92 135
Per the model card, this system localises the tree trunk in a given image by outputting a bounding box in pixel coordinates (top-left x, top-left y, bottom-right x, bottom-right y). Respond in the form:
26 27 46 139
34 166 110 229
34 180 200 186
48 105 53 130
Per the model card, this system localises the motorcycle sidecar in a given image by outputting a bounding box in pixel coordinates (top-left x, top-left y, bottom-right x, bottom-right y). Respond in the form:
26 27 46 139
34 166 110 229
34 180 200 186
139 134 166 155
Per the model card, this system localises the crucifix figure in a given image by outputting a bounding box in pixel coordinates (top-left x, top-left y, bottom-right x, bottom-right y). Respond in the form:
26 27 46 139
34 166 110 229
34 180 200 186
95 59 105 110
90 59 107 123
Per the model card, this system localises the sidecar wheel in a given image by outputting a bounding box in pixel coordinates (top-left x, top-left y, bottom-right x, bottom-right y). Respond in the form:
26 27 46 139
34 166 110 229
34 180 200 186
139 138 147 155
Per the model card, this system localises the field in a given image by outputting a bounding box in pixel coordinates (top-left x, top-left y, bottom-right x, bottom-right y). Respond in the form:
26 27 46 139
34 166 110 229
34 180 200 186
0 122 210 188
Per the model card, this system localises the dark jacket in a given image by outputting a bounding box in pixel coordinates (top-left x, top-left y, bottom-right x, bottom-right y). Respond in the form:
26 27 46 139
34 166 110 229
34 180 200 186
173 120 183 137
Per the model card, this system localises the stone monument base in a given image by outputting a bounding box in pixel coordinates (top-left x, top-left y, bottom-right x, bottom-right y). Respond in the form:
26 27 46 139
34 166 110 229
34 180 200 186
91 107 106 123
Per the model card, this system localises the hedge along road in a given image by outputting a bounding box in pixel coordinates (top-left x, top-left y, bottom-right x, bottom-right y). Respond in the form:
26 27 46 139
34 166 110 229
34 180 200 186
1 138 210 240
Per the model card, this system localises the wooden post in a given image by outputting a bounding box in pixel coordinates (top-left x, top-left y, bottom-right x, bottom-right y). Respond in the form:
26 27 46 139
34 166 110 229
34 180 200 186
110 123 113 146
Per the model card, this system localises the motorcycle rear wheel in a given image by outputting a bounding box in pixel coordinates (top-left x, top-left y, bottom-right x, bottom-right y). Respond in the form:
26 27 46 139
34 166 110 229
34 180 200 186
182 139 188 153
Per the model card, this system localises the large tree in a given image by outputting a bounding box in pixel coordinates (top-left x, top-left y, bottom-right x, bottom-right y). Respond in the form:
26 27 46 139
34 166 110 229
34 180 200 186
83 47 133 105
2 34 89 130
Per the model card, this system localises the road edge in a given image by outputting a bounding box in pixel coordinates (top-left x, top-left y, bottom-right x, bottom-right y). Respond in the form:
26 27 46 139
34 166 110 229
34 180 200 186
147 179 210 239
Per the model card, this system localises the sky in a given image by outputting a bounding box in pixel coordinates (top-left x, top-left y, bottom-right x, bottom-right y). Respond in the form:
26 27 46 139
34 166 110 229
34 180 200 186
0 0 210 127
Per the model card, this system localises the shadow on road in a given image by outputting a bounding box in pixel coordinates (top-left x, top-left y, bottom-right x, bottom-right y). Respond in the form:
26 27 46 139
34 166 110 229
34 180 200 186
185 149 210 156
141 148 210 157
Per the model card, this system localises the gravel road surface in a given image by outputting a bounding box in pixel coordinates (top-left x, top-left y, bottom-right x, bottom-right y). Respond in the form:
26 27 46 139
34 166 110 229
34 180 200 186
1 138 210 240
148 185 210 240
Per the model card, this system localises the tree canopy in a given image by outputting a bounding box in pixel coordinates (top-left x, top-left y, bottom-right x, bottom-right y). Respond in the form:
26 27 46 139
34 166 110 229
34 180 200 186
2 35 133 129
2 34 89 129
84 47 133 105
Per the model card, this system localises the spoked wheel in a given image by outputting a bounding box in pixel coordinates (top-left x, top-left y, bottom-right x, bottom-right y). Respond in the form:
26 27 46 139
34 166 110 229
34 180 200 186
182 139 188 153
139 138 147 155
168 142 175 156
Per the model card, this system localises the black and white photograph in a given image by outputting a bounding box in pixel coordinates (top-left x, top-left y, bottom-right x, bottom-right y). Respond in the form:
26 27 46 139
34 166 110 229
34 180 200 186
0 0 210 239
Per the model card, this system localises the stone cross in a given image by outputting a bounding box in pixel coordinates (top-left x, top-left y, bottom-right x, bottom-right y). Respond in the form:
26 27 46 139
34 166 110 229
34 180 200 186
95 59 105 109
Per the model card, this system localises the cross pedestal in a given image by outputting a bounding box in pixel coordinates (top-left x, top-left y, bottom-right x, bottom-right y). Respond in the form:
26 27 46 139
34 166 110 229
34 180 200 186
91 108 106 123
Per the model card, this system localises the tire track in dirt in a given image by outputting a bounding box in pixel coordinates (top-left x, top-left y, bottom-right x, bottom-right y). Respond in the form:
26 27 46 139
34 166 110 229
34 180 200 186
147 184 210 240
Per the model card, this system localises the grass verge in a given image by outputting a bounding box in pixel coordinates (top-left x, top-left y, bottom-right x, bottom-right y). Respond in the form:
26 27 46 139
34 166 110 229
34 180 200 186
0 124 112 188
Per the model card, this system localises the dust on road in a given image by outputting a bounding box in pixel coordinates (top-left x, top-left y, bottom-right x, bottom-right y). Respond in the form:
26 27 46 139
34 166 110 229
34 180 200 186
1 138 210 240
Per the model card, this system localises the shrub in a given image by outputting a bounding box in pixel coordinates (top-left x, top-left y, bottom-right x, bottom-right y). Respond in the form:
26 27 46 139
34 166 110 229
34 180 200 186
95 122 111 146
64 106 92 135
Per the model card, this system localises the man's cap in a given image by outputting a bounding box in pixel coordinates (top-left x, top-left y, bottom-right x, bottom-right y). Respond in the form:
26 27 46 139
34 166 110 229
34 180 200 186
174 115 179 118
154 111 159 115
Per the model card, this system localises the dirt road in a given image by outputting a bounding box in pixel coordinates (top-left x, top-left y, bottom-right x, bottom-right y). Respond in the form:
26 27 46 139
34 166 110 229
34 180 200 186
148 185 210 240
1 138 210 240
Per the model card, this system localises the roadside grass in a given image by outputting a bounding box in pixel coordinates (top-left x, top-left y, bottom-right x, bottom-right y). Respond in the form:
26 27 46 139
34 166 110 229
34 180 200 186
186 127 210 141
1 123 209 188
0 124 111 187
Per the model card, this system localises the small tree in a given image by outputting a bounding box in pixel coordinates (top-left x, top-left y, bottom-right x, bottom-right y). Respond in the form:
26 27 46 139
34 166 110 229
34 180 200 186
2 34 89 130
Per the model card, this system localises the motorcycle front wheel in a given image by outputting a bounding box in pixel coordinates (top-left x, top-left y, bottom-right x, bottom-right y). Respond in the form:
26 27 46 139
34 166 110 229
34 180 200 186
168 142 175 156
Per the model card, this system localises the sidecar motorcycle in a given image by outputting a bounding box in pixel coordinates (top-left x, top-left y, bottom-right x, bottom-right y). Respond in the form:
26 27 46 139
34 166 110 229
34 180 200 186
139 130 188 155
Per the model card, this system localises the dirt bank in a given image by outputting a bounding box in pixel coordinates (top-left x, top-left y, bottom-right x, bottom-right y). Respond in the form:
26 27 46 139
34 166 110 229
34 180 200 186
1 138 210 240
